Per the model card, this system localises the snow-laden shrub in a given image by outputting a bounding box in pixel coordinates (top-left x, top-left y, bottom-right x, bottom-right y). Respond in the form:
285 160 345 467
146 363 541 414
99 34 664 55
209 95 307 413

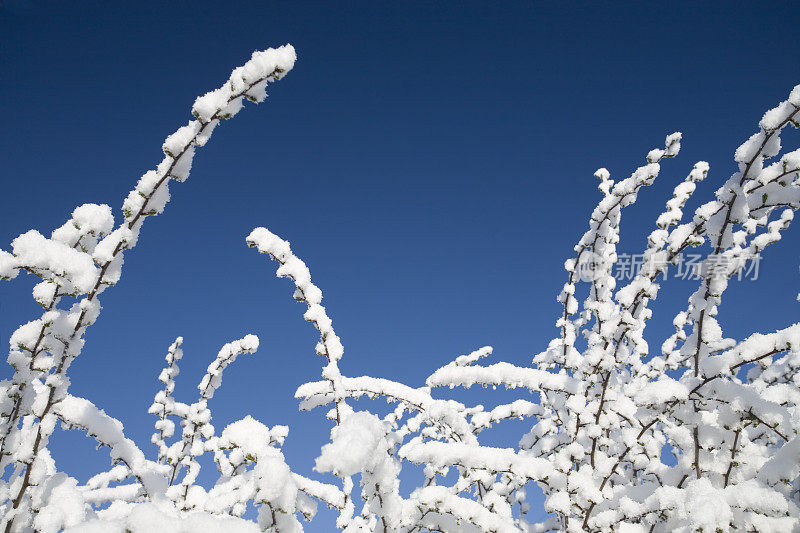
1 46 799 532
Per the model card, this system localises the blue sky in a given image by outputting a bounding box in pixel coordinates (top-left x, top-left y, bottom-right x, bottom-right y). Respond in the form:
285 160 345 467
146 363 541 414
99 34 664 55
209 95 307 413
1 1 799 527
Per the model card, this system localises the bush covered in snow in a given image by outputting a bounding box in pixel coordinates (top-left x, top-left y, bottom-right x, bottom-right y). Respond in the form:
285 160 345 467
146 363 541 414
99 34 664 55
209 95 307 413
1 46 799 532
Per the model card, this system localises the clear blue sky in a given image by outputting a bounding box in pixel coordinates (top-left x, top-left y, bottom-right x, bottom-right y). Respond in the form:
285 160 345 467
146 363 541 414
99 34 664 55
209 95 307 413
1 1 799 527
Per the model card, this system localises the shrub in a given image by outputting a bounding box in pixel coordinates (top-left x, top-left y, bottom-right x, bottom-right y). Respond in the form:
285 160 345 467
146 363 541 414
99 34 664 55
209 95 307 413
1 46 799 532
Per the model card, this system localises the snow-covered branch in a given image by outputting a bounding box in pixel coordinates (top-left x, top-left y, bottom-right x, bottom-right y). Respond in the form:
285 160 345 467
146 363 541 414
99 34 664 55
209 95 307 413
1 45 798 532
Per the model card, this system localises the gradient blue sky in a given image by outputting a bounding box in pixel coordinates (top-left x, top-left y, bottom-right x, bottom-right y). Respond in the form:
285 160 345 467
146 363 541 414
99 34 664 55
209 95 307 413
1 1 799 527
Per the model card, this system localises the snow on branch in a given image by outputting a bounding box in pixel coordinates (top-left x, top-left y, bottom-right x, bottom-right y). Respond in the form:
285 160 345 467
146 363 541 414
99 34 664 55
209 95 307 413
0 45 297 532
1 45 799 533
